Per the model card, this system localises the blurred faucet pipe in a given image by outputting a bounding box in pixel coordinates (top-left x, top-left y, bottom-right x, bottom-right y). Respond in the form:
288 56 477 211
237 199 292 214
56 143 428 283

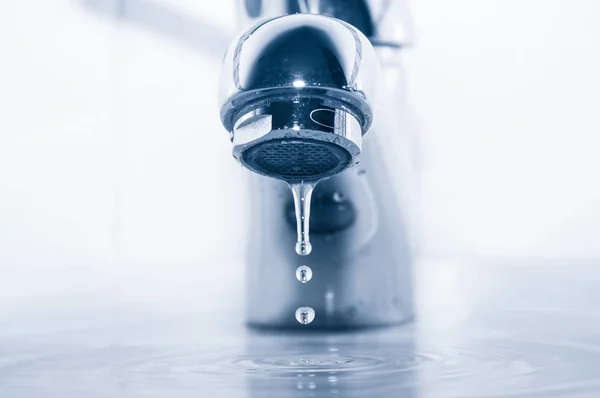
80 0 231 59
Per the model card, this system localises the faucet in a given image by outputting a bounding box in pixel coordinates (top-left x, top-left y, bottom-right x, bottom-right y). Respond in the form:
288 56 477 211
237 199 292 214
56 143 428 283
219 0 416 330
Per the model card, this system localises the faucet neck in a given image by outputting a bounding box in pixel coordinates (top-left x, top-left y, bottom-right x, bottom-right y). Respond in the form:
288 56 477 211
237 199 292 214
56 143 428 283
237 0 413 48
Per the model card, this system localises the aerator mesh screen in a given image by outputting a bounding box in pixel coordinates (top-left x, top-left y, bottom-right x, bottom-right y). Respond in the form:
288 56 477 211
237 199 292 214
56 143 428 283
241 139 351 181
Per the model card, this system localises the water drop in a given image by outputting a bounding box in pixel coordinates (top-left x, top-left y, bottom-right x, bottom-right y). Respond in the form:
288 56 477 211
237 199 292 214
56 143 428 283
296 241 312 256
296 265 313 283
295 307 316 325
289 181 318 256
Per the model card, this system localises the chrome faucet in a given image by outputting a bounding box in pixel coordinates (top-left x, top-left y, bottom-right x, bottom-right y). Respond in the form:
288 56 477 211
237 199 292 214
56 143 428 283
220 0 416 330
80 0 416 330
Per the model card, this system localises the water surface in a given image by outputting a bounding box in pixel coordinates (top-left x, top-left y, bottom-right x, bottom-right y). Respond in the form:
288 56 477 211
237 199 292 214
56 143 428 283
1 259 599 397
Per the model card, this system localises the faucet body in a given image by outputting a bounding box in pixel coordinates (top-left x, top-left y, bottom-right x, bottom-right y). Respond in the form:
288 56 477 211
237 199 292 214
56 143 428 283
221 0 416 330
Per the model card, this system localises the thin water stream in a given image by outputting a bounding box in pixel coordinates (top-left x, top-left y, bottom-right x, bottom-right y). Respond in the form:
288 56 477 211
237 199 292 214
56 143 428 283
289 180 319 325
289 181 318 256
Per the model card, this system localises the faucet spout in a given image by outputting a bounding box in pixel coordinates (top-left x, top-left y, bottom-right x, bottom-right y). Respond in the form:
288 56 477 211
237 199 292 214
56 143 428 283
219 14 379 180
219 2 415 330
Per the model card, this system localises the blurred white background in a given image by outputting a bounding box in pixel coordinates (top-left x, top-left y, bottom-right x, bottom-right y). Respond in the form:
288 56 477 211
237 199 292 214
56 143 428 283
1 0 599 277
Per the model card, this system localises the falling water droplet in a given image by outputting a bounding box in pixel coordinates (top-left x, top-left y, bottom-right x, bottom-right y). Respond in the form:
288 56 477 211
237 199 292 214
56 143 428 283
289 181 318 256
295 307 316 325
296 265 313 283
296 241 312 255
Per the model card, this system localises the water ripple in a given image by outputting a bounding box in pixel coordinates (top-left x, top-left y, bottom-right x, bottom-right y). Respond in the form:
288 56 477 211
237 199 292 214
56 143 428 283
1 337 600 397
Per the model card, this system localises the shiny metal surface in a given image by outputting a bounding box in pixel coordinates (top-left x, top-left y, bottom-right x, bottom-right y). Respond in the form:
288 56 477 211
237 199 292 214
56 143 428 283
219 13 380 133
219 13 380 181
236 0 414 47
231 98 363 181
243 143 414 330
219 2 415 329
